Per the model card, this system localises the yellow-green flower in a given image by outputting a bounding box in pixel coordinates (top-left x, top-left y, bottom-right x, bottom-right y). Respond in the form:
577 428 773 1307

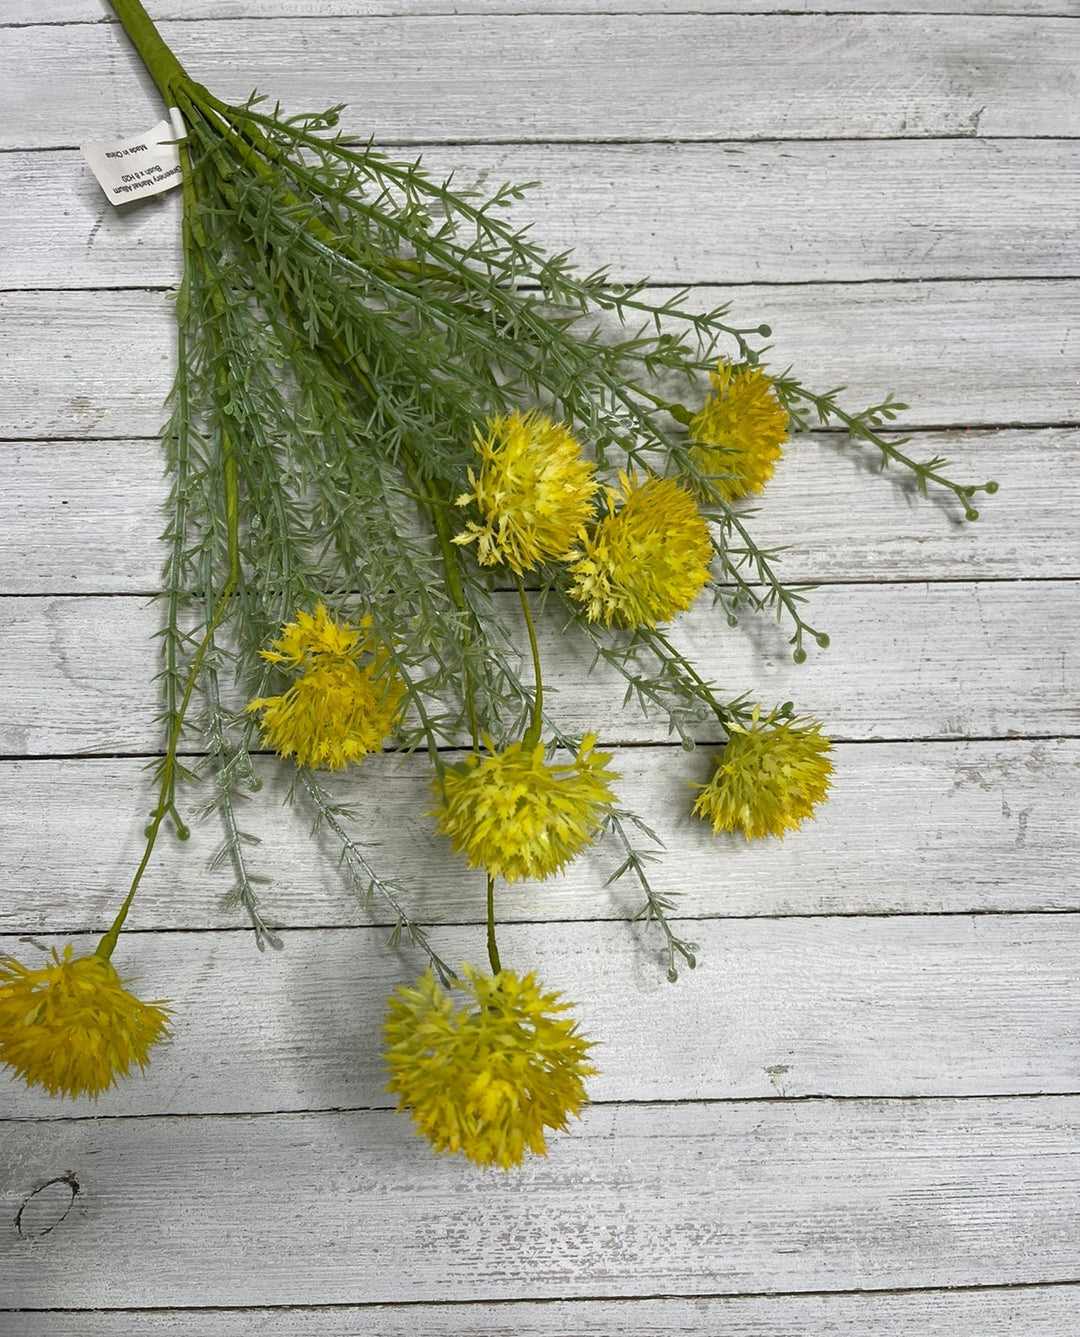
566 471 713 627
0 945 170 1099
247 605 405 770
688 360 788 501
692 707 833 839
384 966 597 1169
432 735 618 882
453 412 598 573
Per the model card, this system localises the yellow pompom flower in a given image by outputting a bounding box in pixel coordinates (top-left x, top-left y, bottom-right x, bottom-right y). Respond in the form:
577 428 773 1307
432 735 618 882
566 471 713 627
384 966 597 1169
247 604 405 770
688 360 789 501
692 707 833 839
453 412 598 573
0 945 170 1099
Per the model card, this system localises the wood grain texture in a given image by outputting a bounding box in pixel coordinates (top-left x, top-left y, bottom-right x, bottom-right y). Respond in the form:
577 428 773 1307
2 740 1076 933
1 582 1075 755
16 1 1076 24
3 1098 1080 1307
3 283 1079 439
6 1285 1080 1337
5 15 1080 150
2 430 1073 595
2 913 1079 1120
8 139 1080 290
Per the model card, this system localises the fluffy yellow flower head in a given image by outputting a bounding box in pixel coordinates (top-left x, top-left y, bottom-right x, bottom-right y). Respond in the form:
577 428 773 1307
0 945 170 1099
247 604 405 770
384 966 597 1169
688 360 789 501
453 412 598 573
432 735 618 883
692 707 833 839
566 471 713 627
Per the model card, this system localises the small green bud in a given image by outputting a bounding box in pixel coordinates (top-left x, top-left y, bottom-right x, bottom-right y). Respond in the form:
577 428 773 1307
815 632 830 649
792 646 808 665
985 480 999 494
758 324 771 337
965 508 980 522
666 967 679 984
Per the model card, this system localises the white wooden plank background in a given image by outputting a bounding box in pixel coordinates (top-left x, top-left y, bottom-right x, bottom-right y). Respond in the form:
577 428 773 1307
4 1099 1080 1306
6 1287 1080 1337
3 430 1079 591
1 1 1079 1334
20 1 1080 21
6 14 1080 145
7 142 1080 288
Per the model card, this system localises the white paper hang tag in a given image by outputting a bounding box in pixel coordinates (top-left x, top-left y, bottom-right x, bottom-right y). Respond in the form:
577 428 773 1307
80 109 186 206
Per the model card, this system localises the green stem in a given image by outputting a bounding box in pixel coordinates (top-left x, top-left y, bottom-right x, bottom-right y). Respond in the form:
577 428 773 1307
485 875 501 975
107 0 191 101
514 574 544 749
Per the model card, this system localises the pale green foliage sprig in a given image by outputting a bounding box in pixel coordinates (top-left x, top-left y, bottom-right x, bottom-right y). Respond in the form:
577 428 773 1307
772 375 1000 522
298 770 456 987
604 808 699 985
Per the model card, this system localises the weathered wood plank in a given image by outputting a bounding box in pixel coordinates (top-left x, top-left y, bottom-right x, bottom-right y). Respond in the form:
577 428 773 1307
7 1285 1080 1337
1 740 1075 933
9 140 1080 290
1 583 1075 755
1 430 1072 595
16 2 1075 24
3 284 1078 439
3 1098 1079 1306
2 914 1078 1120
5 15 1079 150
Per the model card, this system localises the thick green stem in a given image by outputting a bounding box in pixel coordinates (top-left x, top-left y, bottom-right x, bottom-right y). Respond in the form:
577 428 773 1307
107 0 191 101
485 875 502 975
514 575 545 749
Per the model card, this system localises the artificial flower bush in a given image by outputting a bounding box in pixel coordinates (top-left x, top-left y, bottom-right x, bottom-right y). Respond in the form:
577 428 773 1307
0 0 997 1166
